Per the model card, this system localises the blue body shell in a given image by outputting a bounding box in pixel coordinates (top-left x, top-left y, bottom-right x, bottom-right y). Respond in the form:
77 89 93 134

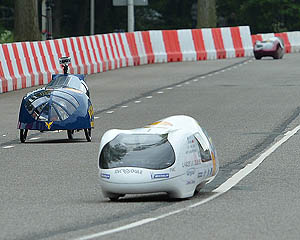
18 74 94 131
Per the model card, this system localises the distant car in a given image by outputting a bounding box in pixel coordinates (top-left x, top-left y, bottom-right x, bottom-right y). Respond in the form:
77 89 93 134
17 57 94 143
253 36 285 59
98 115 219 200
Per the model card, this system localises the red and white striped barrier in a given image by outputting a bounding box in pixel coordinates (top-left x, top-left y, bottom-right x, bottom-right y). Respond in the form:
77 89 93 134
0 26 253 94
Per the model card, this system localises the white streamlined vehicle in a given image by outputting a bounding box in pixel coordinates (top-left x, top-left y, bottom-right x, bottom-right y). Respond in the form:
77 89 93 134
98 115 219 200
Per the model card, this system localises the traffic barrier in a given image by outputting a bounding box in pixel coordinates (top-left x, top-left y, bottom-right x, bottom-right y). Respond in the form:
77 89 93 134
148 30 168 63
141 31 155 64
286 31 300 53
162 30 182 62
191 29 207 60
0 26 255 94
177 29 197 61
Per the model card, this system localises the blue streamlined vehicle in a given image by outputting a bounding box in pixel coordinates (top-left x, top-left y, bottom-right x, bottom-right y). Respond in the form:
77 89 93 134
17 57 94 143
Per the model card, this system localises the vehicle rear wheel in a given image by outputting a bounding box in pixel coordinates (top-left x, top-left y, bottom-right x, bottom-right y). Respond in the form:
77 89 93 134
20 129 28 143
84 128 92 142
254 55 262 60
67 130 74 140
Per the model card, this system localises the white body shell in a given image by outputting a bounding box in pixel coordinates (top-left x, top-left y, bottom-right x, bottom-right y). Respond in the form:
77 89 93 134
98 115 219 200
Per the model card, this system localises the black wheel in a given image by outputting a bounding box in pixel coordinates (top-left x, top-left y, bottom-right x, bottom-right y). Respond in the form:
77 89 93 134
109 197 120 201
280 52 284 59
273 53 279 59
67 130 74 140
84 128 91 142
254 54 262 60
273 46 281 59
109 194 125 201
20 129 28 143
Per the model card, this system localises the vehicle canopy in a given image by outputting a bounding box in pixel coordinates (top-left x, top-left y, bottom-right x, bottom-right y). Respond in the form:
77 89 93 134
99 133 175 170
48 74 89 97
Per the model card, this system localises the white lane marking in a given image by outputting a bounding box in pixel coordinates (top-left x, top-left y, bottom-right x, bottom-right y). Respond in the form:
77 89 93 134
3 134 6 137
193 79 198 82
157 91 164 94
29 137 40 141
221 70 226 72
94 116 100 119
121 105 128 108
200 76 206 79
145 96 153 99
106 111 114 114
176 85 182 87
3 145 14 149
166 87 173 90
214 125 300 193
208 74 213 77
74 124 300 240
134 100 141 103
184 82 190 85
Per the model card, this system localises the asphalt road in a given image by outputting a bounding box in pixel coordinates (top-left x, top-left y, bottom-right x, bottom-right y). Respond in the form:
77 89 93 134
1 54 300 240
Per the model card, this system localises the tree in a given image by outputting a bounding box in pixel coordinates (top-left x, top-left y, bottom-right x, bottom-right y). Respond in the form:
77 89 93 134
197 0 217 28
14 0 40 41
216 0 300 33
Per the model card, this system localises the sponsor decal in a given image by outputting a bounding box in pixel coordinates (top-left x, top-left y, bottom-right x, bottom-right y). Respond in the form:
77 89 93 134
186 180 195 185
45 121 53 130
211 151 216 176
101 173 110 179
186 168 195 176
67 88 82 94
187 136 195 144
182 161 192 168
88 105 94 118
144 121 173 128
182 159 201 168
198 172 203 178
115 169 143 174
169 167 176 172
150 173 169 179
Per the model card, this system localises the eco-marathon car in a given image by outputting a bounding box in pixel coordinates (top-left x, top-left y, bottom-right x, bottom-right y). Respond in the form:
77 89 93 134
253 36 285 60
17 57 94 143
98 115 219 200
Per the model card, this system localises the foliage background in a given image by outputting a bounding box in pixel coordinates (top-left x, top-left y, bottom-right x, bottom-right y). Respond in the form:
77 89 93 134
0 0 300 42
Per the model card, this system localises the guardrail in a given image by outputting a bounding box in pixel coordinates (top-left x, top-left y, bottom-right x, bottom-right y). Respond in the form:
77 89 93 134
0 26 274 94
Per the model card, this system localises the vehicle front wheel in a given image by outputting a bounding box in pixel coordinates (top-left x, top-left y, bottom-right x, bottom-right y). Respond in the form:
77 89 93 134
84 128 92 142
109 194 125 201
273 46 281 59
20 129 28 143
